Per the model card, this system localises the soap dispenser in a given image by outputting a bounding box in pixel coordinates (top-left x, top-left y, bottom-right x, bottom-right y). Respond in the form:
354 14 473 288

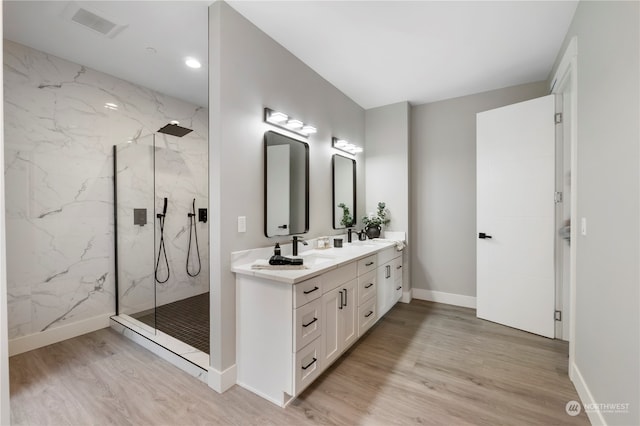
274 242 281 256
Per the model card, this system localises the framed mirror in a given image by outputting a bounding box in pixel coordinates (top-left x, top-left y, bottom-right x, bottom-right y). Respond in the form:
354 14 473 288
332 154 356 229
264 131 309 237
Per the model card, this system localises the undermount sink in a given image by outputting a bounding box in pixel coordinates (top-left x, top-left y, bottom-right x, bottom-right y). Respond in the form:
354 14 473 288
347 240 377 247
295 252 337 267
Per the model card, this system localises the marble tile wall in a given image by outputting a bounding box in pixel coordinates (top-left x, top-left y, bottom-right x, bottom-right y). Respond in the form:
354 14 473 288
4 40 209 339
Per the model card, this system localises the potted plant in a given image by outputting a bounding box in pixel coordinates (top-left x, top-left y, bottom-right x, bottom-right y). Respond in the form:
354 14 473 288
362 202 390 239
337 203 354 228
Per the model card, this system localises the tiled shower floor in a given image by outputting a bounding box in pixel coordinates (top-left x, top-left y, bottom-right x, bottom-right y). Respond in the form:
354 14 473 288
136 293 209 354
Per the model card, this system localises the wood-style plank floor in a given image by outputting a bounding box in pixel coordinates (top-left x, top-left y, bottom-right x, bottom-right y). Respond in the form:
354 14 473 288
10 300 589 425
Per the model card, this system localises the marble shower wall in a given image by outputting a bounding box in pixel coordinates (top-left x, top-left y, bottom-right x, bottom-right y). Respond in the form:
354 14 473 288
4 40 209 340
116 137 209 317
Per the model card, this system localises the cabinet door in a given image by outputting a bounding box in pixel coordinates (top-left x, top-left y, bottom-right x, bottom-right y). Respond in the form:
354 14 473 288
392 257 403 304
376 262 393 318
340 279 358 351
321 287 342 366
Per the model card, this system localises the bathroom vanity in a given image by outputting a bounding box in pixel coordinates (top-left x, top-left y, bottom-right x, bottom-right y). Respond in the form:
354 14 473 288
232 239 404 406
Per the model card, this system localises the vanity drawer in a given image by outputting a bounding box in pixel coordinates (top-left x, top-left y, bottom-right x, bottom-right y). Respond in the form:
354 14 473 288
357 255 377 275
294 277 323 308
294 298 322 351
293 336 322 396
357 270 376 305
322 262 357 292
358 298 377 336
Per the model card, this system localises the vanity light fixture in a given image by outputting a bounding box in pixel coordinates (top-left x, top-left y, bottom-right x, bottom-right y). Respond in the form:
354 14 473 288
332 137 363 155
268 111 288 123
104 102 118 110
285 119 303 130
264 107 317 138
300 125 317 136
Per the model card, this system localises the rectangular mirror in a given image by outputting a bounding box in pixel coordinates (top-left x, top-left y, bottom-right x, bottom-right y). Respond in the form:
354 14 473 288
333 154 356 229
264 131 309 237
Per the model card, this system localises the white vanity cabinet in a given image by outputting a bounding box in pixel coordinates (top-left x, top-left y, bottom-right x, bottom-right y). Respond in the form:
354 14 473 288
376 247 403 318
356 255 378 335
320 262 358 366
233 240 404 407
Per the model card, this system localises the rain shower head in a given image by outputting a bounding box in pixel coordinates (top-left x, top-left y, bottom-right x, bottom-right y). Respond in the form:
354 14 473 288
157 123 193 137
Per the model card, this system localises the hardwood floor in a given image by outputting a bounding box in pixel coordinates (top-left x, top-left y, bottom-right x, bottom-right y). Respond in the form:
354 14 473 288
10 300 589 425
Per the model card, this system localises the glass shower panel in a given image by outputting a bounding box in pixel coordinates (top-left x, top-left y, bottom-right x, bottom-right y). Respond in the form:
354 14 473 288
114 135 156 333
151 132 210 354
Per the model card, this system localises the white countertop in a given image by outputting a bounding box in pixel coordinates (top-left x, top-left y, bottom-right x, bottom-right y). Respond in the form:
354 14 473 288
232 239 402 284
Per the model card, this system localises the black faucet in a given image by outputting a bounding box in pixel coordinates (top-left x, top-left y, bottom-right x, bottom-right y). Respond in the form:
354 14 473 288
292 235 308 256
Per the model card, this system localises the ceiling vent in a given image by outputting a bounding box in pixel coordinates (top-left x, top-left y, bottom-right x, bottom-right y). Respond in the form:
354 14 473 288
62 2 127 38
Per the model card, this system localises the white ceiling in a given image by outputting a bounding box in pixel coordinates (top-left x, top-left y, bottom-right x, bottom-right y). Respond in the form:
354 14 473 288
228 0 578 108
3 1 578 110
4 1 210 107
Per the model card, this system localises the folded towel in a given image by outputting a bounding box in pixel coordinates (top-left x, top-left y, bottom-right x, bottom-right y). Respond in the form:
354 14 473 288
395 240 406 251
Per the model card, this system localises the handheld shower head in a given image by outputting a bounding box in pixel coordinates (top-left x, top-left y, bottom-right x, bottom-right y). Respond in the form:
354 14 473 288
157 197 168 218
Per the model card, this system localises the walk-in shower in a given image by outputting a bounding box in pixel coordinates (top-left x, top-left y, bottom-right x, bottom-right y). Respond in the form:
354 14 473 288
112 130 209 366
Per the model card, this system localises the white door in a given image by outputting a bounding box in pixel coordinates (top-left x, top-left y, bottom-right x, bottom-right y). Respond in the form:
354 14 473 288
476 95 556 338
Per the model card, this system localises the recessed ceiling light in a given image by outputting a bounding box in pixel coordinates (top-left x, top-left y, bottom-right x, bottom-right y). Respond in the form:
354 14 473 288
185 57 201 69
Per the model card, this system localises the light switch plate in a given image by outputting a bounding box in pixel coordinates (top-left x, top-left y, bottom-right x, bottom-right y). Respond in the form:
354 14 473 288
238 216 246 233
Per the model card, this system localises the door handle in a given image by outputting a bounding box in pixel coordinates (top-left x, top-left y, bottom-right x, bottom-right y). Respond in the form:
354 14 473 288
338 290 343 310
478 232 493 239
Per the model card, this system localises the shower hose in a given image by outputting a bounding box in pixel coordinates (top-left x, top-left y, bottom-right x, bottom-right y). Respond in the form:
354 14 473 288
186 198 202 277
155 198 170 284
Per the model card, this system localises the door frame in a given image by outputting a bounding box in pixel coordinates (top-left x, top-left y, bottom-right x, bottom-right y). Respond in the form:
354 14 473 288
550 36 578 375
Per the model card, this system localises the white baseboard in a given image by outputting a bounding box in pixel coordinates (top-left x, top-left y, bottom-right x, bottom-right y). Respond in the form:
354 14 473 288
571 362 607 426
9 312 113 356
208 363 236 393
412 289 476 309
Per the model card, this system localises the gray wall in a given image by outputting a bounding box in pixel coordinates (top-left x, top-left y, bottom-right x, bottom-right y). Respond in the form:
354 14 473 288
551 2 639 424
365 102 411 292
410 82 547 297
365 102 410 235
209 2 366 372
